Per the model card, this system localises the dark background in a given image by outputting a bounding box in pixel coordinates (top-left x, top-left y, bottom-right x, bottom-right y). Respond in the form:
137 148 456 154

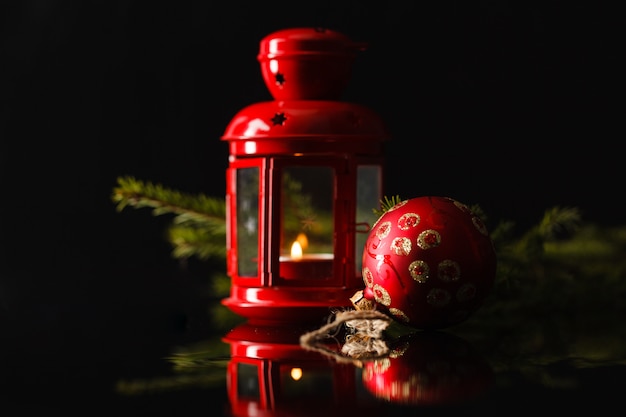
2 0 623 269
0 0 624 412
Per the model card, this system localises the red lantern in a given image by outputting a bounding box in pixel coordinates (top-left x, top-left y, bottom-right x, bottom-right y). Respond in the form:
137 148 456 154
221 28 390 324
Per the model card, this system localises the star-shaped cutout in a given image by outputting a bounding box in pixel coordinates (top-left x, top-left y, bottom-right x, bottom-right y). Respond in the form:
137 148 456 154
274 72 285 86
271 112 287 125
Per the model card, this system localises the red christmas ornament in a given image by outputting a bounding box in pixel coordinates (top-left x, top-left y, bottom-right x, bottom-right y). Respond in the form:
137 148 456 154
360 196 497 329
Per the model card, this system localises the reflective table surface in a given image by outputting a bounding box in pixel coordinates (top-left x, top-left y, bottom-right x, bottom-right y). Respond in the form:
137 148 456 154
2 261 625 417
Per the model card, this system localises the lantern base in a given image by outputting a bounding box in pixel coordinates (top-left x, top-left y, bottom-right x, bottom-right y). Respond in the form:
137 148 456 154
222 285 359 325
223 321 325 359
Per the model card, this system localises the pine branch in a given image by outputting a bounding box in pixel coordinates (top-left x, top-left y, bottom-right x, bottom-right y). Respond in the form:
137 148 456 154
373 194 402 216
491 205 582 276
112 176 226 260
112 176 225 223
167 224 227 260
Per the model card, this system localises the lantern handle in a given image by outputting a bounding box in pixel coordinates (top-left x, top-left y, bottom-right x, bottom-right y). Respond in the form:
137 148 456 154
353 222 371 233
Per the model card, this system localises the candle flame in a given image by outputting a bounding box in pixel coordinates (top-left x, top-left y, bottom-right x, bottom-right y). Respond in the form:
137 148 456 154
291 241 303 260
296 232 308 249
289 368 302 381
290 367 303 381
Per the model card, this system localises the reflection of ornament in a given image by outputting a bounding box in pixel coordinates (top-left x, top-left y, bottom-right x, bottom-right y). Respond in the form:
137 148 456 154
361 331 493 405
359 196 497 329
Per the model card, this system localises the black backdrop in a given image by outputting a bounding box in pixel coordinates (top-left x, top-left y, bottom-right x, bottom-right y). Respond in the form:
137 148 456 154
0 0 623 365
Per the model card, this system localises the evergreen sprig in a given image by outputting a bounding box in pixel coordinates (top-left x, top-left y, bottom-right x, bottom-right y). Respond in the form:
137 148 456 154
112 176 226 260
373 194 402 216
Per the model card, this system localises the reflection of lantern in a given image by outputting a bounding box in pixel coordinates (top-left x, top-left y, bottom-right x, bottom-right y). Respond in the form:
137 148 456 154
361 331 494 406
223 322 379 417
221 28 390 323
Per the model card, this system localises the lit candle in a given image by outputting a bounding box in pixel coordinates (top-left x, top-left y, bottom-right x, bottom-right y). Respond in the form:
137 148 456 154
279 240 334 279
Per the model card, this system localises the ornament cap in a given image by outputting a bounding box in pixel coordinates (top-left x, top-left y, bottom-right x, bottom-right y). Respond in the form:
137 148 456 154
350 289 375 311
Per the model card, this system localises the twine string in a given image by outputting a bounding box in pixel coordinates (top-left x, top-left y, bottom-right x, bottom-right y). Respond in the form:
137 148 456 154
299 309 393 364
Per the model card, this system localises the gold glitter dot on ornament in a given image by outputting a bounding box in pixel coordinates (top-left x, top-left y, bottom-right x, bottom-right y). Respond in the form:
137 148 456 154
426 288 451 307
373 283 392 306
391 237 412 256
438 259 461 282
453 200 471 213
376 221 392 239
408 260 429 283
398 212 420 230
389 308 410 323
472 216 489 236
363 267 375 288
417 229 441 250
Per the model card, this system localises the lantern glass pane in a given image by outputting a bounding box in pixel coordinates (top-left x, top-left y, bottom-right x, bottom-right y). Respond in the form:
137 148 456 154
236 362 260 400
279 166 334 279
278 365 333 402
356 165 382 274
237 167 259 277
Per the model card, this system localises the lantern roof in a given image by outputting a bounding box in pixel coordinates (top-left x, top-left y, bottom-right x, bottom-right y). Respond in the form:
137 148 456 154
257 27 367 60
221 100 389 141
